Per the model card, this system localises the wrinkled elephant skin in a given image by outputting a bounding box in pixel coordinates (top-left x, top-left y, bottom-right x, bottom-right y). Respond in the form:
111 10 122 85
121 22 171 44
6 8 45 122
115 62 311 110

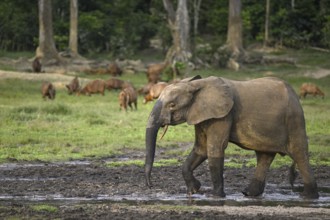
145 75 319 199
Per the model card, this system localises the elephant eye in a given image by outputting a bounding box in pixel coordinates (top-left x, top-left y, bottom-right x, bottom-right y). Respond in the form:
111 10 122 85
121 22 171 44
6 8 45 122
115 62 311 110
168 102 176 110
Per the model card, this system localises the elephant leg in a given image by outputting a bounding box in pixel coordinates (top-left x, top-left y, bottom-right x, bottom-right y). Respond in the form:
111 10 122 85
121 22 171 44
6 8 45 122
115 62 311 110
287 133 319 199
208 156 226 197
182 125 207 195
290 152 319 199
182 150 207 195
243 151 275 197
297 162 319 199
205 119 231 197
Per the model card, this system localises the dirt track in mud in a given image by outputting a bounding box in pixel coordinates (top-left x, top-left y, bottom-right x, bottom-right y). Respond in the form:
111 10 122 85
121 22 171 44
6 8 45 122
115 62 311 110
0 149 329 219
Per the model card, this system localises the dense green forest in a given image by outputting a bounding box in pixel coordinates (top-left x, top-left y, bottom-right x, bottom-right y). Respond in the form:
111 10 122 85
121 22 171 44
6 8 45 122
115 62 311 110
0 0 330 57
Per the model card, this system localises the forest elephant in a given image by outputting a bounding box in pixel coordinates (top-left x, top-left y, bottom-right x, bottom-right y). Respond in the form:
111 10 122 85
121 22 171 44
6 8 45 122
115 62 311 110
119 86 138 111
299 83 325 99
79 79 106 96
143 82 169 104
32 57 42 73
66 76 80 95
145 75 319 199
41 82 56 100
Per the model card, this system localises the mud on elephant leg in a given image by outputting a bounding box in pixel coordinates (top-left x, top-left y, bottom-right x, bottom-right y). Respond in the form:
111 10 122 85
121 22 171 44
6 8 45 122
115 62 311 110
291 154 319 199
243 152 275 197
182 151 207 195
208 157 226 197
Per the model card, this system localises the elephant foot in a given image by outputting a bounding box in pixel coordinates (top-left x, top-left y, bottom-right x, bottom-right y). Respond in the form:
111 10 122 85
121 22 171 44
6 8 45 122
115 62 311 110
242 179 265 197
212 188 226 197
301 183 319 199
186 179 201 195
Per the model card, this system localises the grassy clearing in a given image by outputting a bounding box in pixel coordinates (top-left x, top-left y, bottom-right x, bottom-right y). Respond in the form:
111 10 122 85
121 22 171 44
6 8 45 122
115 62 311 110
0 77 194 162
0 48 329 168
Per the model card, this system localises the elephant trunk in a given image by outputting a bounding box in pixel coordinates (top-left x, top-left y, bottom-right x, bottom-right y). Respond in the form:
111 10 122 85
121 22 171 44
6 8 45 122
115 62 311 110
145 100 163 188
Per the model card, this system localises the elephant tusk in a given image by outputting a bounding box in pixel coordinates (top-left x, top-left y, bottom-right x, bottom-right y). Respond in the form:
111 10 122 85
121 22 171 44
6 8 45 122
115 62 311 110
159 125 169 141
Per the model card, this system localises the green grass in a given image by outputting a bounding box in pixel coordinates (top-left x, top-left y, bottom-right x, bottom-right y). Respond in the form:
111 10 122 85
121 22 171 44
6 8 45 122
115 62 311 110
107 158 180 167
0 48 329 168
0 77 194 162
31 204 58 213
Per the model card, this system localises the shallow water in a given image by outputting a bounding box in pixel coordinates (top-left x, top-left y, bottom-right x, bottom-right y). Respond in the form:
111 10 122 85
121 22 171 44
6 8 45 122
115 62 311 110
0 162 329 208
0 185 329 208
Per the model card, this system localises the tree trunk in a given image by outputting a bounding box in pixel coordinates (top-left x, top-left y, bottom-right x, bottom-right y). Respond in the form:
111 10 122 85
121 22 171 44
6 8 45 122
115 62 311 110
226 0 243 58
264 0 270 47
193 0 202 36
69 0 79 57
291 0 295 10
37 0 62 64
214 0 244 70
176 0 190 56
163 0 191 64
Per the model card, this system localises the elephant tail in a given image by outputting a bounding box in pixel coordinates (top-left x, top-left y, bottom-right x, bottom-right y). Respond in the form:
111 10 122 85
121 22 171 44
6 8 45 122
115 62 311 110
289 162 298 189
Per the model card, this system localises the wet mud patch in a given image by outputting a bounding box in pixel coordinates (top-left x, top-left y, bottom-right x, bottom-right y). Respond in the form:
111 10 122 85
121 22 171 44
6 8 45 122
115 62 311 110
0 156 329 219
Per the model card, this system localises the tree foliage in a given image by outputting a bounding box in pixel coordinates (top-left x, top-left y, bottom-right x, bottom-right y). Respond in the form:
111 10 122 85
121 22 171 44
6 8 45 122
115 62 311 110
1 0 330 56
0 0 38 50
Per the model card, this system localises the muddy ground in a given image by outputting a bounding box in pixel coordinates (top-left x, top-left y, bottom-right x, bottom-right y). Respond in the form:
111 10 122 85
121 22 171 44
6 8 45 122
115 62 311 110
0 149 329 219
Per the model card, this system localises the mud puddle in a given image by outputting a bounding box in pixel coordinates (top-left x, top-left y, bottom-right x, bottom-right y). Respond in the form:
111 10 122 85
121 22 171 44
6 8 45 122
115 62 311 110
0 161 329 209
0 193 330 208
0 160 329 219
0 186 329 208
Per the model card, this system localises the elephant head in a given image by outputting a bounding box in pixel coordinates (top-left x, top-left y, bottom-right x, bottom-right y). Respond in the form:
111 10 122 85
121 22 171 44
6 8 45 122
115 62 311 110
145 75 234 187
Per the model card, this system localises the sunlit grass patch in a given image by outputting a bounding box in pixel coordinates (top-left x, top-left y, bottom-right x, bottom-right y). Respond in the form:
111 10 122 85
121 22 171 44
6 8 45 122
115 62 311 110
31 204 58 213
309 144 330 166
106 158 180 167
106 159 144 167
153 158 180 167
224 158 248 168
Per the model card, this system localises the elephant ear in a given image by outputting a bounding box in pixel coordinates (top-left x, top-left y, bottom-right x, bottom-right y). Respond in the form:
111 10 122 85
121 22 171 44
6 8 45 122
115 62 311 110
179 75 202 83
187 77 234 125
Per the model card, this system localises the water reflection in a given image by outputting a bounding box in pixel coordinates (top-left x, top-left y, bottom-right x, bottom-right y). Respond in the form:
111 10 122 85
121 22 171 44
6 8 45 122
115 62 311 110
0 189 329 208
